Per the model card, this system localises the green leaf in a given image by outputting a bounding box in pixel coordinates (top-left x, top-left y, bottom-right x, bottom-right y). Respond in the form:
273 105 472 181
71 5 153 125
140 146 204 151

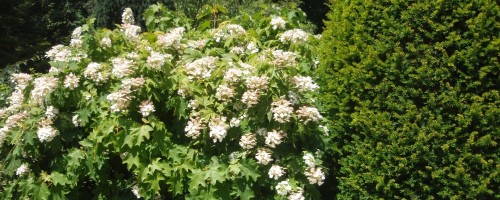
130 124 153 145
148 158 167 175
67 149 84 169
75 108 91 126
204 157 227 185
123 153 141 170
123 134 135 148
50 172 70 186
188 168 206 193
240 160 260 182
232 180 255 200
146 172 165 194
34 182 50 200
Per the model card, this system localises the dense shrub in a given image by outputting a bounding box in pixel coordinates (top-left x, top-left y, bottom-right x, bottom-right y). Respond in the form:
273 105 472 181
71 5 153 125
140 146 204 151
319 0 499 199
0 3 329 199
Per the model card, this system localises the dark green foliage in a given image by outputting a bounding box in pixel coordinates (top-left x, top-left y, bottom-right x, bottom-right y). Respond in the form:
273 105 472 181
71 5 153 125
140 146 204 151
319 0 499 199
297 0 328 33
0 0 89 72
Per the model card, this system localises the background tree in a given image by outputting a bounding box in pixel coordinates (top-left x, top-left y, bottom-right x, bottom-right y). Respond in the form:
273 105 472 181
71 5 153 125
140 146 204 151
0 0 90 72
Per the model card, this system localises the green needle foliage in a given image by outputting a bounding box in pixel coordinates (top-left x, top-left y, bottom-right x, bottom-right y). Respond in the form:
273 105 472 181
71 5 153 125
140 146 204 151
319 0 499 199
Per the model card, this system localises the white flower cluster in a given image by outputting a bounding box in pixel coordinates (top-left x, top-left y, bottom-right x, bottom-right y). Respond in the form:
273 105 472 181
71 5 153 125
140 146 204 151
45 106 59 120
271 97 294 123
5 90 24 112
256 128 267 136
0 111 27 146
268 165 286 180
242 75 269 106
296 106 323 123
224 68 244 82
122 77 145 91
0 129 7 146
213 30 226 43
70 27 83 48
277 183 306 200
147 51 172 70
71 26 82 39
49 67 60 74
16 164 29 176
11 73 32 90
272 50 296 67
276 180 292 195
5 112 27 128
37 123 58 142
303 153 315 167
107 90 132 113
84 62 108 83
107 77 144 113
31 76 59 105
229 117 240 127
157 27 185 49
177 87 187 97
213 24 246 42
185 116 204 139
187 39 207 49
239 133 256 149
288 188 305 200
187 99 197 109
122 8 135 25
215 84 235 102
100 37 112 48
291 76 319 92
131 185 140 199
127 52 140 60
265 129 286 148
72 115 80 127
184 56 218 80
139 100 155 117
319 125 329 135
303 153 325 185
45 45 71 62
271 17 286 30
246 75 269 91
255 148 273 165
208 116 229 143
305 166 326 185
2 73 32 113
279 29 308 43
227 24 246 36
64 73 79 89
246 42 259 54
122 24 142 40
230 46 244 55
223 63 253 83
239 62 255 73
242 90 260 106
112 57 135 78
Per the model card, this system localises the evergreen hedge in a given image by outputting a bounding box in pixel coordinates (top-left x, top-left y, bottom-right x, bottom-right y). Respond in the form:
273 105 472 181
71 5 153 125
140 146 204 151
318 0 499 199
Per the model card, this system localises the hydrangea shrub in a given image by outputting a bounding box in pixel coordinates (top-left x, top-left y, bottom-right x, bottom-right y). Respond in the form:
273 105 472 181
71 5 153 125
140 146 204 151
0 3 329 199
